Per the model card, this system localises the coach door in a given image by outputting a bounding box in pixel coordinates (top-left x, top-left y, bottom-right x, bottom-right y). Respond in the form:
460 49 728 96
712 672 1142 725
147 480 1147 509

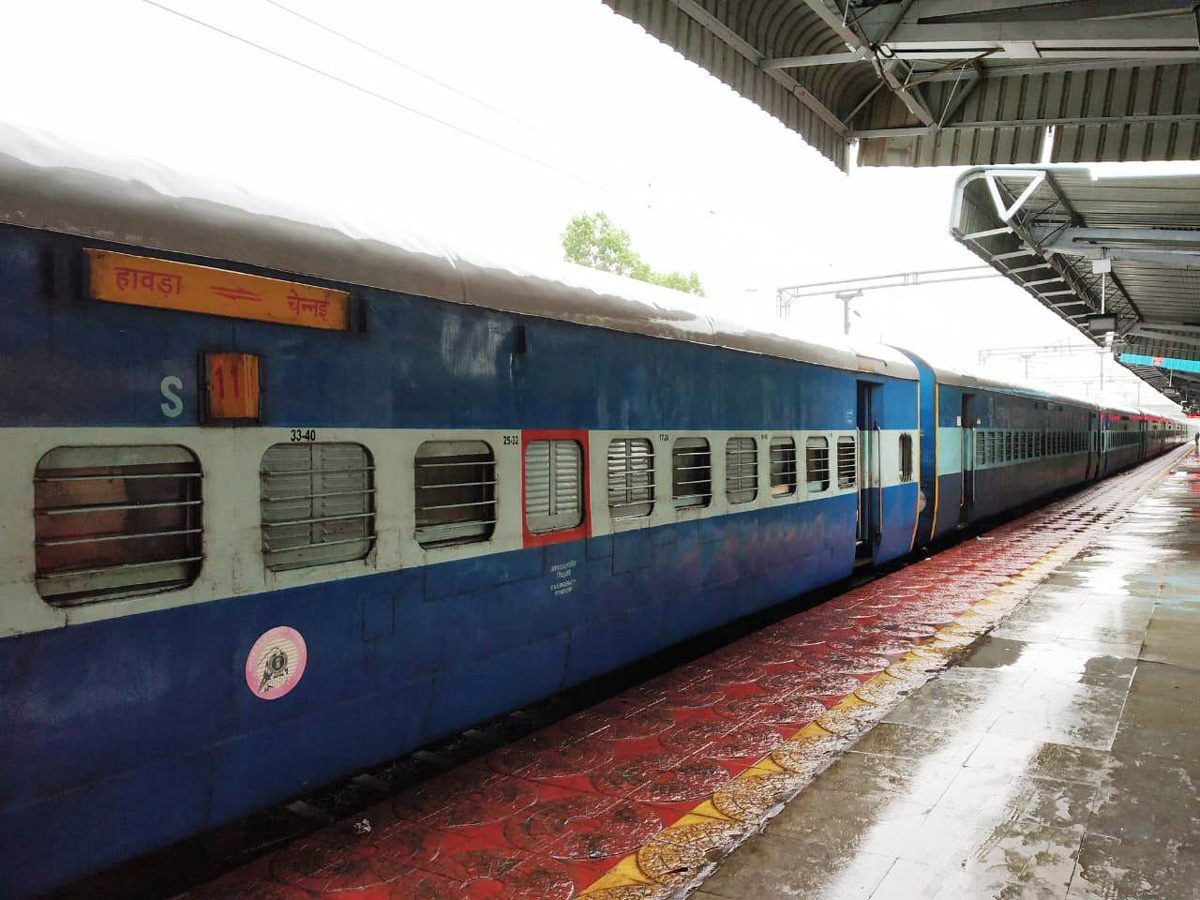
856 382 881 551
1086 412 1099 480
960 394 976 525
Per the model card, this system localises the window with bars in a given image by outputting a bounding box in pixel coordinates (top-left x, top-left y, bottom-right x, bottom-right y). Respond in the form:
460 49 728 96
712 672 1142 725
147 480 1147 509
261 443 374 572
770 437 798 496
607 438 654 520
900 433 914 482
986 431 997 464
725 437 758 505
34 445 203 606
672 437 712 509
805 436 830 493
1005 432 1014 461
836 436 856 488
975 431 986 467
525 440 584 533
415 441 496 548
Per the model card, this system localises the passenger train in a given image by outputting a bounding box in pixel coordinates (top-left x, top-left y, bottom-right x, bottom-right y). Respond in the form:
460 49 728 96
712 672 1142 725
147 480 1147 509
0 130 1188 896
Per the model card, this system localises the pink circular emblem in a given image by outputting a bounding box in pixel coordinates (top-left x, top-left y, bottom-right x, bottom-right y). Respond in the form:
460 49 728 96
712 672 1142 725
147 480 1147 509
245 626 308 700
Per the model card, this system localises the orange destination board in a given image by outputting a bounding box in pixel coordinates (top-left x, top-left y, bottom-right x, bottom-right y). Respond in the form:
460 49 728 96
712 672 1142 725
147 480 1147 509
86 249 350 331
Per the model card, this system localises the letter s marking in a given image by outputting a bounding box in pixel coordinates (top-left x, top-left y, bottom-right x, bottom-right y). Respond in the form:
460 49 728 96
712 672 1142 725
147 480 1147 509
160 375 183 418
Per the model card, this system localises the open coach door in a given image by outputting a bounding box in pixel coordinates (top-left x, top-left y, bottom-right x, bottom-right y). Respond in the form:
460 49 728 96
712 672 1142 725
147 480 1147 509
960 393 977 526
856 381 881 560
1087 411 1100 480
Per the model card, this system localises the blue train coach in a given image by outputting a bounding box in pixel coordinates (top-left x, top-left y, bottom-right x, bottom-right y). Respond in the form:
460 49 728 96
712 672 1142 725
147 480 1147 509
0 131 923 895
899 350 1188 548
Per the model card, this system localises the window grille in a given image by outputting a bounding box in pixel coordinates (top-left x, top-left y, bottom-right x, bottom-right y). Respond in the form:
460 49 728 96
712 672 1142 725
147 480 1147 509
725 437 758 504
770 437 798 496
806 436 830 493
34 445 203 606
974 430 986 467
986 431 997 464
900 433 914 482
608 438 654 520
525 440 584 533
1005 432 1014 461
1035 432 1042 457
672 437 712 509
261 443 374 572
415 440 496 548
836 436 856 488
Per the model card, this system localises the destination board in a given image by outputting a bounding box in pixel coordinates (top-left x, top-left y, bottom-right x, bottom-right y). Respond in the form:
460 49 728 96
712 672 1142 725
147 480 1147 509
87 249 350 331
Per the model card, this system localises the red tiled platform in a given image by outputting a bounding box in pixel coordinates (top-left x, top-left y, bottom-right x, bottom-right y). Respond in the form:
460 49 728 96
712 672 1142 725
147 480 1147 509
188 449 1188 900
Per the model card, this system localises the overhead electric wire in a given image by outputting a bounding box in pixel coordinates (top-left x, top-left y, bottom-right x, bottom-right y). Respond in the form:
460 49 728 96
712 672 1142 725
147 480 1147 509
139 0 702 226
262 0 596 165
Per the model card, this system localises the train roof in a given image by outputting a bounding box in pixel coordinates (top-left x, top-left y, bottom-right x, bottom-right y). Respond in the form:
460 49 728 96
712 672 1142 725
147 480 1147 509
897 350 1189 423
0 125 918 382
896 349 1100 411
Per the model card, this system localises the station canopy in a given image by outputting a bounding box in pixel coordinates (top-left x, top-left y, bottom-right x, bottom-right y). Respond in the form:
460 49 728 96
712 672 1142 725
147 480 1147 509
604 1 1200 170
951 166 1200 410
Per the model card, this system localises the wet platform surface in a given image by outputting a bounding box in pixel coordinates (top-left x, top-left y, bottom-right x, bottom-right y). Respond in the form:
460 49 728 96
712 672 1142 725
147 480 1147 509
189 448 1195 900
700 451 1200 900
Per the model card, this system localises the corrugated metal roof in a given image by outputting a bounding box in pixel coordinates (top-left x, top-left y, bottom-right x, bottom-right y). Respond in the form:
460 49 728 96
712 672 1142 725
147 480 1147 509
950 164 1200 409
605 1 1200 170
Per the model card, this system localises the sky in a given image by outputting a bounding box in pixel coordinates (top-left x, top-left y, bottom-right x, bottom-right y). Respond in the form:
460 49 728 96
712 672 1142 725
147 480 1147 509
6 0 1199 408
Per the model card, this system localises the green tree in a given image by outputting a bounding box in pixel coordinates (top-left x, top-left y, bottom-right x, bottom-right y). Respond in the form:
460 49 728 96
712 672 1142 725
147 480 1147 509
561 212 705 296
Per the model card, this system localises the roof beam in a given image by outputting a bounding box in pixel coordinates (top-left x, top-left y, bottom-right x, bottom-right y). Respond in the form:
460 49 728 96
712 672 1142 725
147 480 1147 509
852 111 1200 138
796 0 863 48
1033 225 1200 269
904 0 1195 21
1037 226 1200 248
1128 327 1200 350
879 59 937 126
877 17 1199 49
665 0 847 136
888 48 1200 60
933 63 982 125
761 48 870 69
907 55 1200 82
1137 323 1200 337
1045 247 1200 268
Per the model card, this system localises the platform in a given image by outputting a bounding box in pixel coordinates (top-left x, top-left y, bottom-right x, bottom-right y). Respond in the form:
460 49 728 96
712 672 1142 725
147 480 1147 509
701 451 1200 900
184 447 1195 900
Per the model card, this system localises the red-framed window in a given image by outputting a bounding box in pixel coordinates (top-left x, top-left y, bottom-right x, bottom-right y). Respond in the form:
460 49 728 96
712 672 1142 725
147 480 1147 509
521 429 590 548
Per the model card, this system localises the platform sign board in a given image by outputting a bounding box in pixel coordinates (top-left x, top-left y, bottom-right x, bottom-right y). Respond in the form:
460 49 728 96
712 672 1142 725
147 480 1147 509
86 249 349 331
1120 353 1200 375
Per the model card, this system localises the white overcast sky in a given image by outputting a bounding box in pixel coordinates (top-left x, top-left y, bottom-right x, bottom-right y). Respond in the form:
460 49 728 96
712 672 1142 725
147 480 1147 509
7 0 1200 408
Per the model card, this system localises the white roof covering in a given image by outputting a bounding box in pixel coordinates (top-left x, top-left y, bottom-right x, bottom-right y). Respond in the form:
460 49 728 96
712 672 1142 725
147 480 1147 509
0 125 917 381
897 348 1171 419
